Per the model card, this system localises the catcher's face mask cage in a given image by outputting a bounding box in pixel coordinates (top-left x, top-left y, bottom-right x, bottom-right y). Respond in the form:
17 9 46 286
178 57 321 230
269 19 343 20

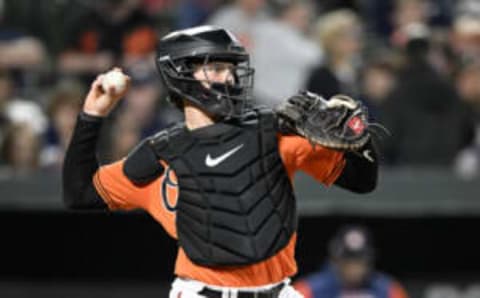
156 26 255 120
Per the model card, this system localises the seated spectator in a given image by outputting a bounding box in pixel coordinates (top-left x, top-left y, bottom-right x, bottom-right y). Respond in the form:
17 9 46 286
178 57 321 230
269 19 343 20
0 5 47 92
0 123 41 177
122 61 164 137
108 110 142 162
1 75 47 170
360 57 398 121
141 0 174 17
58 0 157 83
382 23 474 165
390 0 430 48
252 0 321 107
41 80 85 169
456 0 480 21
0 37 45 71
306 9 363 99
0 69 13 145
175 0 222 29
294 225 409 298
0 69 48 158
0 4 46 72
208 0 269 50
451 14 480 65
105 62 182 161
3 98 47 136
454 63 480 179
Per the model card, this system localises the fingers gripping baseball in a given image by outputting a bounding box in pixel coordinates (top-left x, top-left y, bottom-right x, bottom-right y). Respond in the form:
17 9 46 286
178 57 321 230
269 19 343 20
83 68 131 117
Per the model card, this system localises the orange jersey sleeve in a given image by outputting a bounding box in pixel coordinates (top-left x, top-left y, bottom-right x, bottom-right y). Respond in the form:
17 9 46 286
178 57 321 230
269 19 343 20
93 159 156 211
93 160 179 237
278 134 345 185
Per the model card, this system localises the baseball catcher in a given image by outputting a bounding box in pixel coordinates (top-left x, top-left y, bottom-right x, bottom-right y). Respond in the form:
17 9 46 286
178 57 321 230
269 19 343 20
63 25 379 298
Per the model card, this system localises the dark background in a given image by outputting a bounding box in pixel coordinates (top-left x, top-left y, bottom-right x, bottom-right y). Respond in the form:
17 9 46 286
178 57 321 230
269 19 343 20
1 171 479 297
1 211 479 297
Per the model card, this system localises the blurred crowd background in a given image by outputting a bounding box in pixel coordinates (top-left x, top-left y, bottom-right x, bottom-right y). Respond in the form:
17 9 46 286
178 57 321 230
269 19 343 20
1 0 480 179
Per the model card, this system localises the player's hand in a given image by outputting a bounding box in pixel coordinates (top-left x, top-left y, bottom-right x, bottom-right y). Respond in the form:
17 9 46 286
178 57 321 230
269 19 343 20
275 91 370 151
82 68 131 117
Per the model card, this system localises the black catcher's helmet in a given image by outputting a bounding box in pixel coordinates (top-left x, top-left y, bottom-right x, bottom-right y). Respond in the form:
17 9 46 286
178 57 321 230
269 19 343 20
156 25 255 120
328 225 375 263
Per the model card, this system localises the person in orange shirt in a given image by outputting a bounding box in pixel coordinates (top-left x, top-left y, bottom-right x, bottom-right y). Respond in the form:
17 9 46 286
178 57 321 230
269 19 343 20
294 225 409 298
63 25 378 298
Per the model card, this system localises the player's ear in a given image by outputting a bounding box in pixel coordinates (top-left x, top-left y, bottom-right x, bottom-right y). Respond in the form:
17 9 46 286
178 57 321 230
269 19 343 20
123 139 165 185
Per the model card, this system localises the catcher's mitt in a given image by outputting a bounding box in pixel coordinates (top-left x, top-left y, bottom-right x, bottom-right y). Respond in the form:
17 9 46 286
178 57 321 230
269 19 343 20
275 91 370 150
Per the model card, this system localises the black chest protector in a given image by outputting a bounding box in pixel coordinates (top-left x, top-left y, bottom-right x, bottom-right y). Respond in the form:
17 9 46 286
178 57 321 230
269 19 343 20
148 110 297 267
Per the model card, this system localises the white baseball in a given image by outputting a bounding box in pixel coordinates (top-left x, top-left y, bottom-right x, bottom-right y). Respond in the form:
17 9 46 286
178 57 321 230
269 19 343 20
102 69 128 94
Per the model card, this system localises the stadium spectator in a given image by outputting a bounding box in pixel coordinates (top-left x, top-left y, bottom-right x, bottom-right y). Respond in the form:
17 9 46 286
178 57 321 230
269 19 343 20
107 109 142 162
58 0 157 83
451 15 480 65
0 3 46 72
0 35 46 71
360 0 453 47
208 0 269 50
0 69 13 146
3 98 47 137
306 9 363 98
251 0 321 107
456 0 480 18
125 62 164 135
294 225 409 298
454 63 480 179
140 0 174 17
0 68 48 169
359 57 398 121
1 98 47 173
41 80 85 169
106 62 182 160
382 23 474 165
390 0 430 48
0 3 47 93
0 123 41 177
175 0 222 29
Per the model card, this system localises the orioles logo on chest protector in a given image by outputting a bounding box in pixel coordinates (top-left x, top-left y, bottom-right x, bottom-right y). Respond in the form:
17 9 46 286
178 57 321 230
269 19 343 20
160 167 178 212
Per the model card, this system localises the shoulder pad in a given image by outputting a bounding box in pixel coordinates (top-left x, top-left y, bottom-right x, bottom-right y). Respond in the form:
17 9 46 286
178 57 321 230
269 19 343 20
148 122 186 153
253 105 275 117
123 138 165 185
254 105 277 130
233 106 274 126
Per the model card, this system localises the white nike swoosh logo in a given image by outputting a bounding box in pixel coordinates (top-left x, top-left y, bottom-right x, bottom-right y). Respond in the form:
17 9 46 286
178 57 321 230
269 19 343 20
362 149 374 163
205 144 244 167
352 121 362 130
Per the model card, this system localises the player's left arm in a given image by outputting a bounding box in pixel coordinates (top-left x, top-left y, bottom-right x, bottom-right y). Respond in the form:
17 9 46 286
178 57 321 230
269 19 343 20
276 91 378 193
333 140 378 193
278 135 377 193
278 134 345 186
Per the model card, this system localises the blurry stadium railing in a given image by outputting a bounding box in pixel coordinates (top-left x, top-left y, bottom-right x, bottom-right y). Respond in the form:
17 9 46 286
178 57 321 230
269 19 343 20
0 167 479 216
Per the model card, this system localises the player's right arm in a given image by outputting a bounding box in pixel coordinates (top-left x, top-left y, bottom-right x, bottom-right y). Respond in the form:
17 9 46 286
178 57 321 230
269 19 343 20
62 72 129 209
